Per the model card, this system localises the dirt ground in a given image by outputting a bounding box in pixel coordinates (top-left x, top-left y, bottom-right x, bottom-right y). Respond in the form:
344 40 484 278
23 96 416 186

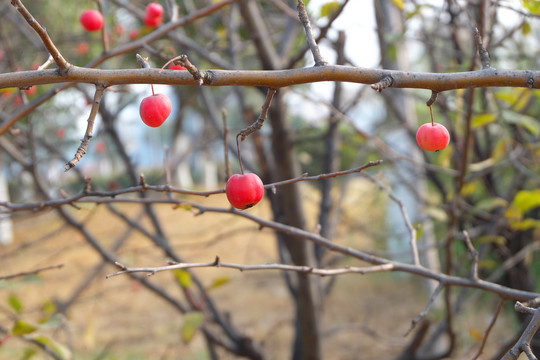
0 181 524 359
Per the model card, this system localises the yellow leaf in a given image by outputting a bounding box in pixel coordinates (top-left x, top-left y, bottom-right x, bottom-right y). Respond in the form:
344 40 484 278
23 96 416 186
391 0 404 10
472 113 497 129
469 328 484 342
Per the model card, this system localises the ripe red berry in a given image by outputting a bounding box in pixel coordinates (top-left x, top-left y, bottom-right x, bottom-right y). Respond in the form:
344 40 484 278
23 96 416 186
169 63 187 71
144 15 163 27
416 122 450 151
139 93 172 127
226 173 264 210
80 10 104 32
146 3 164 18
129 29 140 40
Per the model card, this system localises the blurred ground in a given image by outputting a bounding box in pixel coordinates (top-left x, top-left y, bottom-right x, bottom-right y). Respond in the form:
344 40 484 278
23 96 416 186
0 180 522 360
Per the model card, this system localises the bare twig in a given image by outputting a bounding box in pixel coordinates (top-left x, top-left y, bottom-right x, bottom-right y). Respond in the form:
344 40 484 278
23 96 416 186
222 109 231 180
472 298 505 360
237 88 277 141
360 173 420 266
0 263 65 281
405 282 444 336
502 302 540 360
371 75 393 92
463 230 479 281
162 54 206 85
106 256 395 278
65 86 105 171
296 0 328 66
474 27 491 70
0 161 383 213
10 0 70 72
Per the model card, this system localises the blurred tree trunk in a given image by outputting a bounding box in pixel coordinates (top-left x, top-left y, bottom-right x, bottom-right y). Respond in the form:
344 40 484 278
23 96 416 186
237 1 322 358
374 0 444 356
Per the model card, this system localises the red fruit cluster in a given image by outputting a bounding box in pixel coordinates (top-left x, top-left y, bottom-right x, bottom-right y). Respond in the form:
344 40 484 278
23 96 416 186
139 93 172 127
144 2 164 27
226 173 264 210
416 123 450 151
80 10 104 32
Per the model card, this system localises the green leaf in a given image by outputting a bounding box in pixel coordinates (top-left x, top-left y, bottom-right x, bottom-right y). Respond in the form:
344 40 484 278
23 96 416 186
472 113 497 128
32 336 71 360
8 293 23 314
320 1 340 17
522 21 532 35
475 197 508 212
11 320 38 336
173 269 192 289
476 235 506 246
503 110 540 136
206 276 231 291
21 348 38 360
181 312 205 344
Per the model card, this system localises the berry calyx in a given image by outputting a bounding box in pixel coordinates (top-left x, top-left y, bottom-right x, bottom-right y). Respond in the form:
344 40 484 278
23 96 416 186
139 93 172 127
226 173 264 210
146 3 164 18
80 10 104 32
416 123 450 151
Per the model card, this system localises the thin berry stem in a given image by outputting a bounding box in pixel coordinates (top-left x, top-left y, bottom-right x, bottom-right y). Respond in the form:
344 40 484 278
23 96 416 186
429 105 434 126
236 134 244 175
151 84 155 96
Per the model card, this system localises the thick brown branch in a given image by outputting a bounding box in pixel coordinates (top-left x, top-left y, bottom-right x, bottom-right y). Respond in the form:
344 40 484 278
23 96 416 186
1 66 539 97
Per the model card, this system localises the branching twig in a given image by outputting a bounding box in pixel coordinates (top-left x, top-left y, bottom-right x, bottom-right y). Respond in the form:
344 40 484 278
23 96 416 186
502 302 540 360
1 161 383 213
162 54 207 85
106 256 395 278
10 0 70 72
237 88 277 141
296 0 328 66
360 173 420 266
222 109 231 180
65 86 105 171
405 282 444 336
371 75 393 92
0 263 65 281
474 27 491 70
463 230 479 281
472 298 505 360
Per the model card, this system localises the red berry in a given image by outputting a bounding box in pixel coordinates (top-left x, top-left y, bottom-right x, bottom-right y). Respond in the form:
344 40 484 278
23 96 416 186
56 128 66 139
226 173 264 210
129 29 140 40
139 93 172 127
80 10 104 32
146 3 164 18
77 42 90 55
95 141 106 153
25 86 37 96
416 122 450 151
169 63 187 71
144 15 163 27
